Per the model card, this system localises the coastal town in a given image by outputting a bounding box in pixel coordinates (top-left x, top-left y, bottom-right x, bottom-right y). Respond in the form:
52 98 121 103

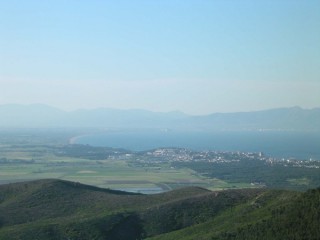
134 147 320 168
56 144 320 169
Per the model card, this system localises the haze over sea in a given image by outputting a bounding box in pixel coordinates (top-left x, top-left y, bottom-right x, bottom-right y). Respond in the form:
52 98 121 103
74 130 320 161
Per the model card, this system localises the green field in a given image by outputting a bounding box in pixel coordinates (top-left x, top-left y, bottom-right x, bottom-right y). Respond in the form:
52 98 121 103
2 129 320 192
0 130 255 192
0 154 252 192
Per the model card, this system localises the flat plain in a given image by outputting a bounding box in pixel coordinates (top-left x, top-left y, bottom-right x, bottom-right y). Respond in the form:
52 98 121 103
1 128 319 193
0 129 253 193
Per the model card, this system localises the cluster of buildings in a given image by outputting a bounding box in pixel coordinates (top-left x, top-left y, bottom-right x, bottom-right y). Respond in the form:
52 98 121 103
126 147 320 169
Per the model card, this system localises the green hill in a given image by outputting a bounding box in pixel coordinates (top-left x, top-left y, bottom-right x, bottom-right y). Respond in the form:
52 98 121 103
0 179 319 240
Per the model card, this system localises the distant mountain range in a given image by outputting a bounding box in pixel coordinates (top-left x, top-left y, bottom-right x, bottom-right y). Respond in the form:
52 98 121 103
0 104 319 131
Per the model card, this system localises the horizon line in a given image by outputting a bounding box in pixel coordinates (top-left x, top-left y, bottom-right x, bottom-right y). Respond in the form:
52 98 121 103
0 103 319 116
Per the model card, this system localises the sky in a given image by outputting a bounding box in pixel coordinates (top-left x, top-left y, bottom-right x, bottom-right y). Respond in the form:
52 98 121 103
0 0 319 115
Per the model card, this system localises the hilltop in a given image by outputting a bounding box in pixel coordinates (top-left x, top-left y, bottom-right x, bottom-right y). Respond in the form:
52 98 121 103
0 179 319 239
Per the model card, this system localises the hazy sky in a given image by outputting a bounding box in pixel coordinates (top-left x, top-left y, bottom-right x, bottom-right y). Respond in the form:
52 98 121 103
0 0 319 115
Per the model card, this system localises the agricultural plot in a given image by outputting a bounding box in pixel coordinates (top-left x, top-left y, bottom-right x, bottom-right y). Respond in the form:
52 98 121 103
0 144 255 193
0 158 209 193
0 131 230 192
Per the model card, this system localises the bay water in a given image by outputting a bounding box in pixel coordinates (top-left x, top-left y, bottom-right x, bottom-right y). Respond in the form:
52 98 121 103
74 130 320 160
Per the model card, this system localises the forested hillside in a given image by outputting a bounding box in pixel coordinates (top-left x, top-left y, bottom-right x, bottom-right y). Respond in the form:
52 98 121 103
0 179 319 239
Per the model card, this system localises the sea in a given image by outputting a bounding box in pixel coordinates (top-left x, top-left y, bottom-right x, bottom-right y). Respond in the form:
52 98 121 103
73 130 320 160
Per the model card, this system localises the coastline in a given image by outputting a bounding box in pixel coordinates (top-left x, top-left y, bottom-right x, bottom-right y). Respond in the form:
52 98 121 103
69 131 320 160
68 134 89 144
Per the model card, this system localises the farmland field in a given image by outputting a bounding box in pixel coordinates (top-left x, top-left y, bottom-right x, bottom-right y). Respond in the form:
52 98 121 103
0 129 253 193
3 128 318 193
